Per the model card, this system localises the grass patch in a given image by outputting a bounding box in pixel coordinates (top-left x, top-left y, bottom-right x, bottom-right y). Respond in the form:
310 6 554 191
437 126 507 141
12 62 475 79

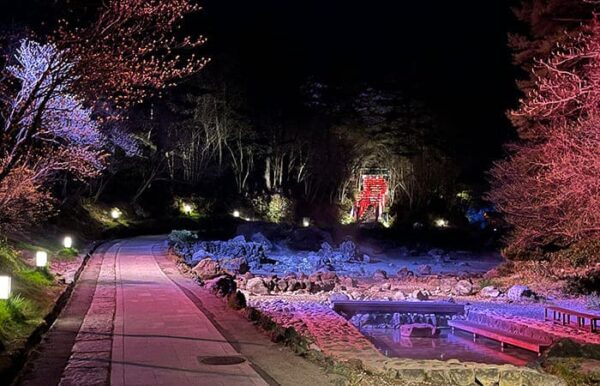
0 241 61 351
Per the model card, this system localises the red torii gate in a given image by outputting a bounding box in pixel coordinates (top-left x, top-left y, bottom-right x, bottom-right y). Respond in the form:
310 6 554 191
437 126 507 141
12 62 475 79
355 173 388 221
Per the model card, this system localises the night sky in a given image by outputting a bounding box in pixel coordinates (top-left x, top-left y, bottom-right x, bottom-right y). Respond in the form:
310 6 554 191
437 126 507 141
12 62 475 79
195 0 520 182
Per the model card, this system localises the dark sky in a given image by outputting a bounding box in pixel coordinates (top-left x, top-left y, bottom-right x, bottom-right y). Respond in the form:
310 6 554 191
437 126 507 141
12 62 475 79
196 0 520 181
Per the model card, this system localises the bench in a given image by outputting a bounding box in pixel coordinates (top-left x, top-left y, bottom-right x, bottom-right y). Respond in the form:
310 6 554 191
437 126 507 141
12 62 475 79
544 305 600 333
448 320 551 355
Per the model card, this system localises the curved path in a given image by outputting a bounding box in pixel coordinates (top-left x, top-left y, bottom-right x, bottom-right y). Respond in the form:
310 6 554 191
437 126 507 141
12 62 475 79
18 236 339 386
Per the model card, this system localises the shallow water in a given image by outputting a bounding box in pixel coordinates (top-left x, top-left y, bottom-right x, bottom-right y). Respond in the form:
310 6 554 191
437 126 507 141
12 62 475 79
363 327 537 366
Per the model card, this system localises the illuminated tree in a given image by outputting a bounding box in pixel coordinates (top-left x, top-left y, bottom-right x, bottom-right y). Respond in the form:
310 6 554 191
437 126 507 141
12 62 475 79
489 18 600 251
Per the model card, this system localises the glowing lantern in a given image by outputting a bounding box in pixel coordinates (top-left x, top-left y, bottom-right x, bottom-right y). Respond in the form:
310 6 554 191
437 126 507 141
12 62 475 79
110 208 122 219
36 251 48 267
0 276 11 300
302 217 310 227
63 236 73 249
182 203 193 215
434 218 449 228
232 210 240 218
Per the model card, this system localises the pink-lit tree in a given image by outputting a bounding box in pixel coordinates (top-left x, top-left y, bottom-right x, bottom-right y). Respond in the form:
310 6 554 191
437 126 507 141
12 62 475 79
489 20 600 252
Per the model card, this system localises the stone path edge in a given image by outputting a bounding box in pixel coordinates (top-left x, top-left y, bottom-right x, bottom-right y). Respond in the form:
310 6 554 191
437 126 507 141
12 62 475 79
58 242 118 386
2 241 104 385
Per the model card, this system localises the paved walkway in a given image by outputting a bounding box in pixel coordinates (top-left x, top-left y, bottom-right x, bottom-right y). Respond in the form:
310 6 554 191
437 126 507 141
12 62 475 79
111 237 267 386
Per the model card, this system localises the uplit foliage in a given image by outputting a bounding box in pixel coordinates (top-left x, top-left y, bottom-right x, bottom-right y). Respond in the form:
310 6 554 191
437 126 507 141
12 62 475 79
490 17 600 251
55 0 209 106
0 40 104 230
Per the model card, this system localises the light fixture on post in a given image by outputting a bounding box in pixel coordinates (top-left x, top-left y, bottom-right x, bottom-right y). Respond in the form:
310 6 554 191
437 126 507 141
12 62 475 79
36 251 48 268
232 210 240 218
302 217 310 227
0 276 11 300
63 236 73 249
110 208 122 220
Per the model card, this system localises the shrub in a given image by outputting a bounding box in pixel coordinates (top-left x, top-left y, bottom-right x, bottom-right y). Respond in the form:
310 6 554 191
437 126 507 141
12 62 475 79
553 239 600 268
226 290 247 310
167 230 197 246
564 270 600 295
251 194 294 223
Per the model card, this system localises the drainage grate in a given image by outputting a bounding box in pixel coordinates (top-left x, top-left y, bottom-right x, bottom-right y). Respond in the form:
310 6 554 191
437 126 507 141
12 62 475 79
198 356 247 365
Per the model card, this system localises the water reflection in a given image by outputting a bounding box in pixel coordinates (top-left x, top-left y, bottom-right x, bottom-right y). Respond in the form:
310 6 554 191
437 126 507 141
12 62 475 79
363 328 537 366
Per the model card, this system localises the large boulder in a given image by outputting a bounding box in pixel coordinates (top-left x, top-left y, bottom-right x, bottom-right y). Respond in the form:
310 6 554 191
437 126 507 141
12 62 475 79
410 289 429 301
246 277 270 295
479 286 501 298
204 275 236 297
192 258 222 281
189 248 213 266
220 257 249 275
250 232 273 251
397 267 415 279
453 279 475 296
373 269 388 280
507 285 534 301
400 323 436 337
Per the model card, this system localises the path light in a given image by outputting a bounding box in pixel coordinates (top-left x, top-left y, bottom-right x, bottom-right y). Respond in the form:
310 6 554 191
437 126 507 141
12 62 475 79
0 276 11 300
63 236 73 249
110 208 122 220
36 251 48 267
232 210 240 218
182 203 193 215
434 218 449 228
302 217 310 227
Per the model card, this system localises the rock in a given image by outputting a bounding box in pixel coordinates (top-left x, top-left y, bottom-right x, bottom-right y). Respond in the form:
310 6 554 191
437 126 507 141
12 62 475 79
340 276 357 288
204 275 236 297
479 286 501 298
228 235 245 243
507 285 534 301
250 232 273 251
453 279 474 296
381 282 392 291
276 280 289 292
397 267 415 279
339 240 360 261
243 272 254 280
329 292 350 302
410 289 429 301
190 248 213 266
246 277 270 295
220 257 249 275
319 271 338 281
363 254 371 263
417 264 432 276
373 269 388 280
192 258 222 280
392 291 406 301
400 323 436 337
